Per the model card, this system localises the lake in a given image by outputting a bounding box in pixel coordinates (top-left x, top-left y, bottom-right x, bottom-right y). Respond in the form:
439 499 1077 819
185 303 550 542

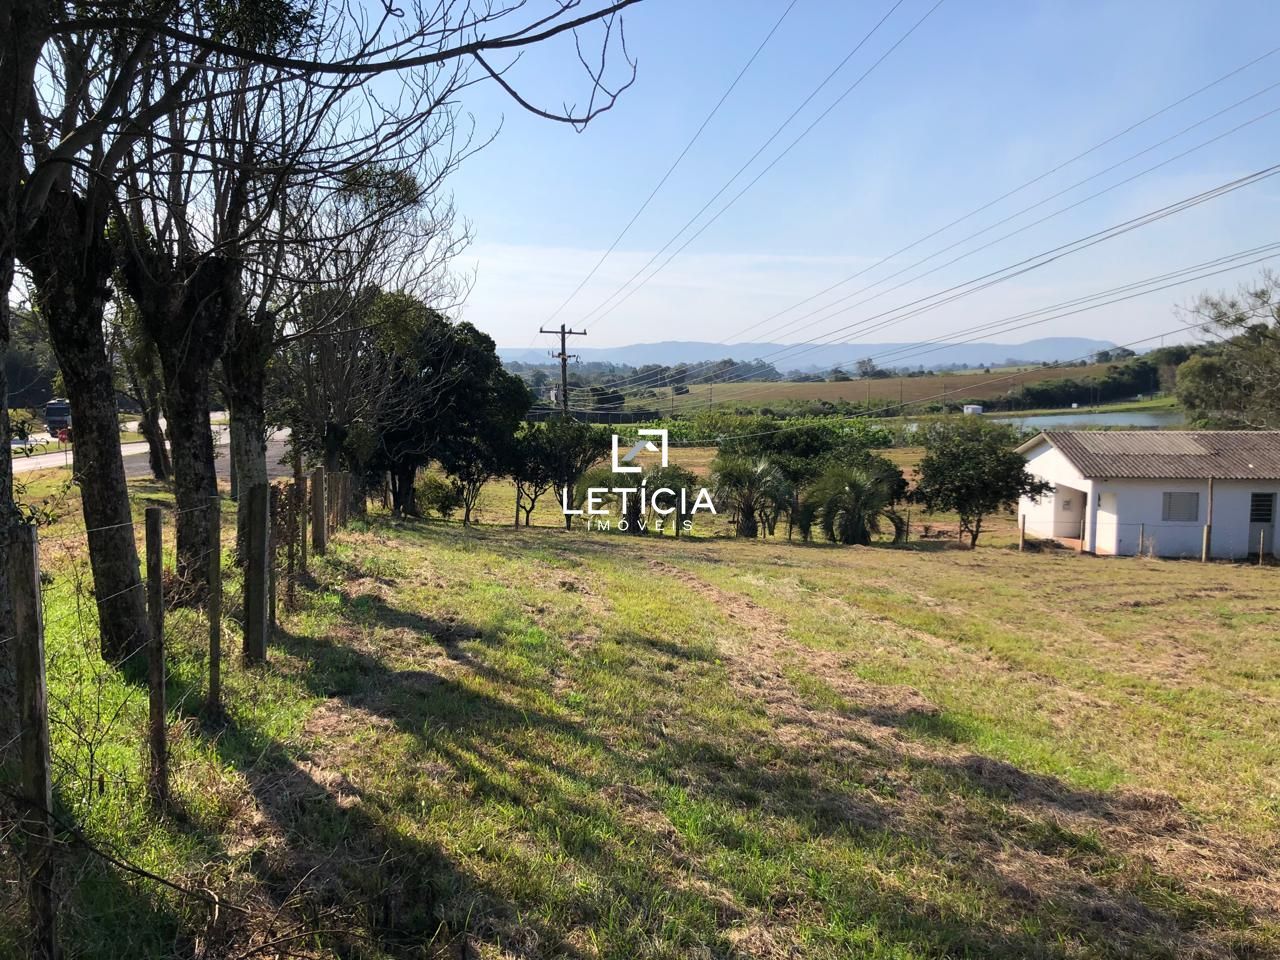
992 409 1187 431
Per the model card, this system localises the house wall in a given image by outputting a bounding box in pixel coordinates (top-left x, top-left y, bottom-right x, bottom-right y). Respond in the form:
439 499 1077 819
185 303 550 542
1019 435 1280 559
1090 478 1280 559
1018 441 1091 540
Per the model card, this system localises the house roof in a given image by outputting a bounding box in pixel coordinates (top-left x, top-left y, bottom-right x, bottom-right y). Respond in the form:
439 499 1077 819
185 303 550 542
1016 430 1280 480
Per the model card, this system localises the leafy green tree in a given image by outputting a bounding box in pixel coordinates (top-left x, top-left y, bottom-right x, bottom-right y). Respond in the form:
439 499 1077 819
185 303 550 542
912 419 1049 548
1175 354 1240 426
722 421 897 539
711 456 791 538
804 465 905 546
1179 273 1280 428
435 352 531 526
511 424 559 526
546 417 611 530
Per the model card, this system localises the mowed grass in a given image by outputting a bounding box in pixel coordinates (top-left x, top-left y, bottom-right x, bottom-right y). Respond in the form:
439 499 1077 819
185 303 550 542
630 362 1116 411
5 468 1279 958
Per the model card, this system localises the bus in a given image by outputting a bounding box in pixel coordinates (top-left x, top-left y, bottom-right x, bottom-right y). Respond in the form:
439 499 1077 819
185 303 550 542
44 398 72 435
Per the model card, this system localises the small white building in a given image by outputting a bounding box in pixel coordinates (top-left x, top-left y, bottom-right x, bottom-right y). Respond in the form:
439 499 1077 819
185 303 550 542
1017 431 1280 559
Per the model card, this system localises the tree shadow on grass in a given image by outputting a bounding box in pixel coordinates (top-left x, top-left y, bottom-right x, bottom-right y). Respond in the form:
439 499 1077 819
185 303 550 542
153 518 1277 958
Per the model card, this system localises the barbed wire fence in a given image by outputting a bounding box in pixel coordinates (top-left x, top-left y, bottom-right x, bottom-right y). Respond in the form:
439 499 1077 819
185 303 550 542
1 466 354 958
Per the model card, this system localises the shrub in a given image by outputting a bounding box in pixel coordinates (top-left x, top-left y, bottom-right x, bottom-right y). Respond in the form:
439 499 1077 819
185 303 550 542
416 472 463 520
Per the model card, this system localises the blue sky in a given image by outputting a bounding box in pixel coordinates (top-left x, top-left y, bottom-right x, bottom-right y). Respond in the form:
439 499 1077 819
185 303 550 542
445 0 1280 353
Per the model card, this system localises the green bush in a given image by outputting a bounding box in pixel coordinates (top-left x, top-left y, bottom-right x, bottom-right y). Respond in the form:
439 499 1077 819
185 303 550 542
416 472 464 519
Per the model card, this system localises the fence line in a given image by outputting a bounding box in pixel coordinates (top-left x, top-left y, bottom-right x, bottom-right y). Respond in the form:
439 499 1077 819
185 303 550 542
5 466 355 954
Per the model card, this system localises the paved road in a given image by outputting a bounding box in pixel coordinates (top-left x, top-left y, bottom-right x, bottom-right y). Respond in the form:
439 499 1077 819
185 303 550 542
15 429 294 480
122 439 296 481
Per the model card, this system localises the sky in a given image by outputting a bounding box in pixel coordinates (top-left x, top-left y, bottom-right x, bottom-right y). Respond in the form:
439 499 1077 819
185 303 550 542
442 0 1280 356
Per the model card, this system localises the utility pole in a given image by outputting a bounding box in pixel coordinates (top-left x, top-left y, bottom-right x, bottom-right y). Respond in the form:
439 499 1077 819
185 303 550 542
540 323 587 416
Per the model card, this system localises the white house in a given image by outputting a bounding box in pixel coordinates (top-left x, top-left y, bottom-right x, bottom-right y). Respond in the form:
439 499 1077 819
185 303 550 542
1017 431 1280 559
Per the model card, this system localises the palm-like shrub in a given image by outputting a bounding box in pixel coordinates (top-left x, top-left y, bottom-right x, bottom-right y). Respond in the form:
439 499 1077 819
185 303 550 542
711 456 791 538
644 463 703 536
804 465 905 546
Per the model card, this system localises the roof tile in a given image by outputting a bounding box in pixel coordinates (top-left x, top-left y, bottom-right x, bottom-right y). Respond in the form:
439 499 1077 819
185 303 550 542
1022 430 1280 480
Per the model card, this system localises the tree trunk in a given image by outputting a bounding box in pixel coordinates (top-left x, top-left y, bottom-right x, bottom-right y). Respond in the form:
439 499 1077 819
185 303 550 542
1 0 51 753
163 364 218 590
138 403 170 481
221 316 271 566
119 246 240 591
20 188 149 664
390 462 418 517
122 349 170 481
228 415 241 503
0 268 17 758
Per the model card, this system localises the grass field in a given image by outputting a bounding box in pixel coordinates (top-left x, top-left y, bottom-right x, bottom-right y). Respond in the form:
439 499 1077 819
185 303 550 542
5 464 1279 958
630 362 1117 413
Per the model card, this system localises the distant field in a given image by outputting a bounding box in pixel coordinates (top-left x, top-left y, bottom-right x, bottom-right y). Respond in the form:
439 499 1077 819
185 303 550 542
632 362 1116 411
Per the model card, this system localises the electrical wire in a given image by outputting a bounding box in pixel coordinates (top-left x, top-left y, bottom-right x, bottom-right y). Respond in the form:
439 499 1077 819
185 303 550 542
540 0 803 327
572 0 932 330
569 157 1280 407
570 49 1280 397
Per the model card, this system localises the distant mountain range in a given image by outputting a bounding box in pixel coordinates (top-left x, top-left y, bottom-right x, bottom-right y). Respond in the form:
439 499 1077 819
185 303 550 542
498 337 1117 372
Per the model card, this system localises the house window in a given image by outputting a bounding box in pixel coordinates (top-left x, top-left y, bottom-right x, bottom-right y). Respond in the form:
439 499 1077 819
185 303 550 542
1251 492 1276 524
1161 492 1199 522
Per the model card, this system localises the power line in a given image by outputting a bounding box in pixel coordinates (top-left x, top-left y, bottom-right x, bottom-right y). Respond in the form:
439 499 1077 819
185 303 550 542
576 149 1280 405
573 47 1280 397
540 0 802 327
648 240 1280 415
582 0 948 332
726 100 1280 359
571 0 930 330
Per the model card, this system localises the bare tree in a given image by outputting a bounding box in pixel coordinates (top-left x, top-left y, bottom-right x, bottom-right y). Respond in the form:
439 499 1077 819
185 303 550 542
2 0 640 670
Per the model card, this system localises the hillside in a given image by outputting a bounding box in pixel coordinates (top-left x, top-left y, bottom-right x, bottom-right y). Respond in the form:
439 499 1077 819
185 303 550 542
499 337 1115 371
13 464 1279 958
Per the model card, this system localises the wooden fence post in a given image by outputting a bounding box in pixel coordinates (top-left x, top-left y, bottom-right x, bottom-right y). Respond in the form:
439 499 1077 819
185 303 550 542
1203 476 1215 562
1138 522 1145 557
207 496 222 715
145 507 168 804
9 524 59 960
268 485 279 635
243 484 269 665
311 467 327 556
1261 529 1267 567
1077 518 1085 554
296 471 308 576
286 482 298 610
1018 514 1026 552
326 472 336 536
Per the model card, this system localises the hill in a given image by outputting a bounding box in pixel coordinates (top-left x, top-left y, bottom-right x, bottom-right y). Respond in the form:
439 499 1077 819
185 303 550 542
499 336 1115 371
